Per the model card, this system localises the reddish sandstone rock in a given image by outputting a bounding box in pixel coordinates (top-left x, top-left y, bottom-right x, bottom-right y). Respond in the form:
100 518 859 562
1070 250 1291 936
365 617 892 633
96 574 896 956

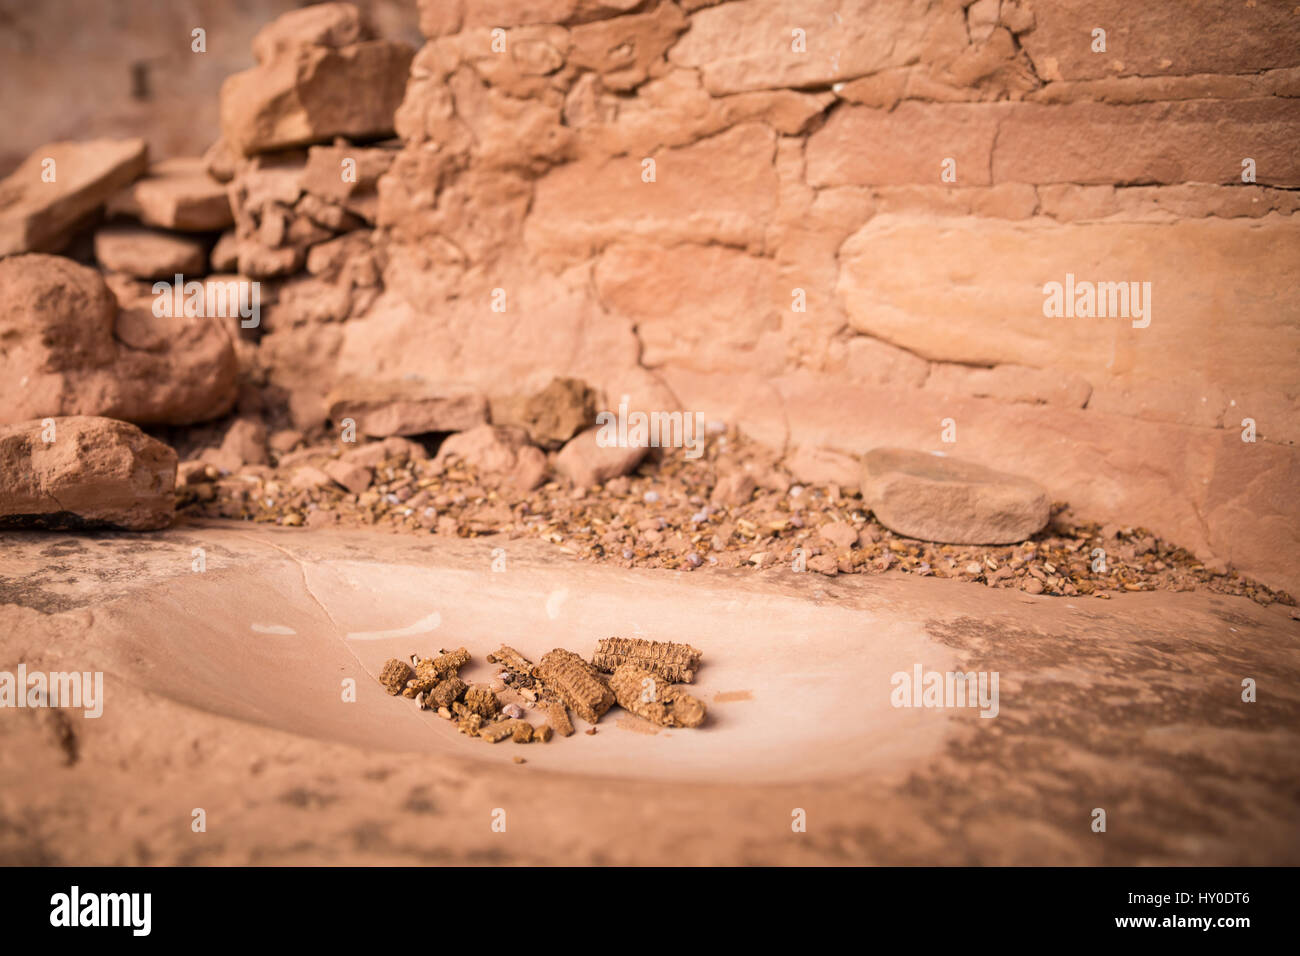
784 445 861 489
0 416 176 530
668 0 936 95
107 157 233 232
200 417 268 474
93 224 207 279
433 424 547 491
250 2 366 64
521 378 596 450
1018 0 1300 82
861 448 1050 545
555 426 646 489
220 8 413 157
0 138 148 257
0 254 236 427
326 381 488 437
323 458 373 494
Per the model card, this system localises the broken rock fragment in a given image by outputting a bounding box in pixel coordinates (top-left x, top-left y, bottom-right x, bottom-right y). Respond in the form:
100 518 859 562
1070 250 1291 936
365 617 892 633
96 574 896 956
94 224 208 280
0 138 147 257
860 447 1050 545
326 381 488 437
107 157 234 232
0 416 176 531
220 3 413 157
0 254 236 427
522 377 597 449
554 426 647 489
432 424 548 491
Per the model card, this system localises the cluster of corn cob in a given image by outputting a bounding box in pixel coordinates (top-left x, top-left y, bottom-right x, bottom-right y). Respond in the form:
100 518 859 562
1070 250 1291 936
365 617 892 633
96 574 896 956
377 637 707 748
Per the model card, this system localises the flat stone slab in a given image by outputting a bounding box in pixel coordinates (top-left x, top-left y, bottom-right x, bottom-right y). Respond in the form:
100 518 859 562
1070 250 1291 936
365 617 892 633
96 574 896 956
862 447 1050 544
107 157 233 232
326 381 488 437
0 138 147 256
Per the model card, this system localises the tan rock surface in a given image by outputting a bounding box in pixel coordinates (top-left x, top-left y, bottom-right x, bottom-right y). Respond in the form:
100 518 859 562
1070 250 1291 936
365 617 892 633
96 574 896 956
0 138 147 256
0 255 237 427
326 381 489 437
1 524 1296 864
0 416 176 530
861 448 1050 545
220 37 413 156
107 157 234 232
93 224 208 279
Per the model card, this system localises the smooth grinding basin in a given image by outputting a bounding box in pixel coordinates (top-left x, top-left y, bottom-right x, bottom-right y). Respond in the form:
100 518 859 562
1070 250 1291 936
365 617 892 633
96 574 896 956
5 524 961 784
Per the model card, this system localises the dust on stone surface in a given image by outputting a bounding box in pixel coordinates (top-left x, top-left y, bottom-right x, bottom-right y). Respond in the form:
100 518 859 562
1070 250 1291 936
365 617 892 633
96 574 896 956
176 428 1294 608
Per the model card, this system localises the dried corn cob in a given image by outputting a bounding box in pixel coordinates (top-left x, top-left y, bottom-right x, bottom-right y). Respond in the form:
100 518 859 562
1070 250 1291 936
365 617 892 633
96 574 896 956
534 649 614 725
481 718 528 743
485 645 535 675
458 713 483 737
379 659 413 695
543 701 573 736
464 685 500 718
610 663 706 728
417 647 470 682
428 676 467 709
593 637 702 683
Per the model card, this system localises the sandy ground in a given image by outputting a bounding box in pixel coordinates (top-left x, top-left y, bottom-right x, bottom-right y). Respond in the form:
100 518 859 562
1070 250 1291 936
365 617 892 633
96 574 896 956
1 519 1298 865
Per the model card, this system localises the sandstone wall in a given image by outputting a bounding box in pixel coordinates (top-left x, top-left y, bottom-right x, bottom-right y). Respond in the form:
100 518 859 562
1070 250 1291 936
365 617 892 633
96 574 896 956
367 0 1300 590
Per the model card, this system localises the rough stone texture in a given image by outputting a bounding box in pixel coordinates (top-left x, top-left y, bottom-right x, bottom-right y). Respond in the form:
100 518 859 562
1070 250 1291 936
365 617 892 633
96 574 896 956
433 424 547 491
220 33 414 156
0 254 237 427
1018 0 1300 82
3 525 1297 864
357 1 1300 592
837 215 1300 444
326 381 488 437
0 139 148 256
93 224 208 279
0 416 176 530
106 157 234 232
521 377 596 449
861 448 1050 545
555 426 647 489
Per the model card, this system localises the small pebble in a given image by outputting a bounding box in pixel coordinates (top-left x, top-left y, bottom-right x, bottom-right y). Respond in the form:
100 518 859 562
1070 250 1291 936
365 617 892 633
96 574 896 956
622 549 634 560
502 703 524 719
789 485 804 498
585 727 597 735
644 491 660 503
686 552 702 568
513 756 526 764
